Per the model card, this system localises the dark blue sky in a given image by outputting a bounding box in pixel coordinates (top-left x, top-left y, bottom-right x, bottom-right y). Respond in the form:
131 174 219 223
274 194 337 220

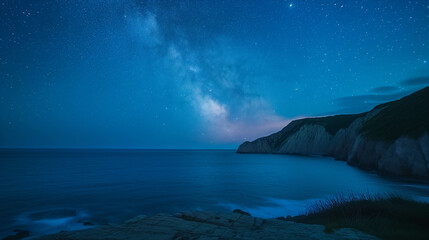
1 0 428 148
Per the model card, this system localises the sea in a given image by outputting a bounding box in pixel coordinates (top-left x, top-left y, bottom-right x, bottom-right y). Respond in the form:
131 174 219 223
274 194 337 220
1 149 428 238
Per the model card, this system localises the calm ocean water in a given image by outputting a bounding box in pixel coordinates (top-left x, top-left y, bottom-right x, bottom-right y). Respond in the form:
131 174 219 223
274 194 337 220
1 149 429 238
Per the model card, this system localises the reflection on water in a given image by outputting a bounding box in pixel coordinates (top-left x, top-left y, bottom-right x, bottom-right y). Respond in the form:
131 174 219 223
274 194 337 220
0 149 428 238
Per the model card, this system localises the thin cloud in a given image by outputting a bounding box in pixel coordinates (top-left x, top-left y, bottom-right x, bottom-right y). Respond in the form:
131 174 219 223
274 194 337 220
336 92 410 105
334 76 429 114
400 77 429 87
334 91 414 114
370 86 398 93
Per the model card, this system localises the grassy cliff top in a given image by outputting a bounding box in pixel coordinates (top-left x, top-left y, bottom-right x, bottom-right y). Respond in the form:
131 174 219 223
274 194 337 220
277 86 429 142
359 86 429 141
293 113 364 136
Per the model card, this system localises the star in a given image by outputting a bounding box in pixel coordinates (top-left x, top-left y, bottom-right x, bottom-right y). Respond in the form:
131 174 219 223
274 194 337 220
289 3 294 8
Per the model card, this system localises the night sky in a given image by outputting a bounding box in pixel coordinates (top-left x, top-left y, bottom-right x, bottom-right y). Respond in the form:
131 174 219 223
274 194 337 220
1 0 428 148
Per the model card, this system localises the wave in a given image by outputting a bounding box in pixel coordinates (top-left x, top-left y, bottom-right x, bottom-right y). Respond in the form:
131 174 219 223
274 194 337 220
218 197 321 218
12 208 94 239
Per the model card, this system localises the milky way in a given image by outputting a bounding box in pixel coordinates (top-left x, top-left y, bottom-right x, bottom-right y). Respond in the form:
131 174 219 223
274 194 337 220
0 0 428 148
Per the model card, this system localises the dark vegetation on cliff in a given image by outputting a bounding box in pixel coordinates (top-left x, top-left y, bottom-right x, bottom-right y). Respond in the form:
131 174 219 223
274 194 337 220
359 86 429 141
248 113 366 151
282 193 429 240
262 86 429 145
294 86 429 142
288 113 365 137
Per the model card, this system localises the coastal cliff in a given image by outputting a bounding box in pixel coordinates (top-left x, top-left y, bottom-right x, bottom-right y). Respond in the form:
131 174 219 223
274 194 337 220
237 87 429 179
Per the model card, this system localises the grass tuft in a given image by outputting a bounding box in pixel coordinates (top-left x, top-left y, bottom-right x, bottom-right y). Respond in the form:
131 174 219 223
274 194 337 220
288 192 429 240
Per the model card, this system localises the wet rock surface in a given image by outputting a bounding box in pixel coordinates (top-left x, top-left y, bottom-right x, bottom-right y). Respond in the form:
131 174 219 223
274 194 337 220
2 230 30 240
34 211 379 240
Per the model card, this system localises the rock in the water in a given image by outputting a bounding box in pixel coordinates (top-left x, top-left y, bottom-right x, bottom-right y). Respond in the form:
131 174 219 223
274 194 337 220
2 230 30 240
233 209 251 216
33 211 379 240
78 220 95 226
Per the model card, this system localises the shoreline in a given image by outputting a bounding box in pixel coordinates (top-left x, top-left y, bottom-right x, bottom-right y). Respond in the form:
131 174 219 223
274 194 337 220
27 210 378 240
5 194 429 240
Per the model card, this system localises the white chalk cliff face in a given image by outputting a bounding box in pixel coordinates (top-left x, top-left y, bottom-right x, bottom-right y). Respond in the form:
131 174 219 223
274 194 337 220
237 87 429 179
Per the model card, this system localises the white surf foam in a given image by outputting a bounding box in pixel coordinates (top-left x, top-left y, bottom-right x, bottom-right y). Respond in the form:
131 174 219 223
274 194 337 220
13 208 94 239
218 197 321 218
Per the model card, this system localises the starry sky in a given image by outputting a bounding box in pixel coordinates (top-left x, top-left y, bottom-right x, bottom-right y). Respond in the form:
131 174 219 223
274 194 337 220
0 0 428 149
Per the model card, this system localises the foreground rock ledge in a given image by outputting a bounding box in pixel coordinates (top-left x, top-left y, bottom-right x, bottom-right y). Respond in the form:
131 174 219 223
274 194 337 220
34 211 379 240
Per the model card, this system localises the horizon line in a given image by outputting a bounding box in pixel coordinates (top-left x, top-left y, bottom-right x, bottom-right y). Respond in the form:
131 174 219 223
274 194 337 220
0 148 237 151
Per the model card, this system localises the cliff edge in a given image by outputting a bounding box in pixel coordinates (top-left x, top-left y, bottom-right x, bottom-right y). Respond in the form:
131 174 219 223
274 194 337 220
237 87 429 179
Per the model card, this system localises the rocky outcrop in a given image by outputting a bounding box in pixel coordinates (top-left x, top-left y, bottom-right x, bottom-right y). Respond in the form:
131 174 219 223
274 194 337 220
237 87 429 179
34 211 378 240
